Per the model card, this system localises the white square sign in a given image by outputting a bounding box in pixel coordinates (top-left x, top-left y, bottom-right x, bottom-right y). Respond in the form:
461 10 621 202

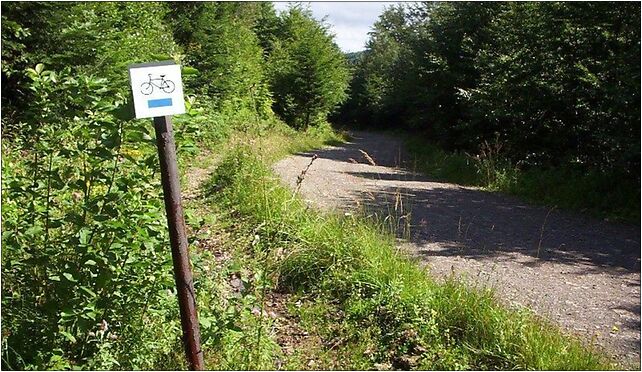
128 61 186 119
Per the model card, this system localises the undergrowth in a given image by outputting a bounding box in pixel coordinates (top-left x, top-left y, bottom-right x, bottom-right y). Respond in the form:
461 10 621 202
405 136 640 223
180 122 344 369
0 64 283 369
202 133 616 370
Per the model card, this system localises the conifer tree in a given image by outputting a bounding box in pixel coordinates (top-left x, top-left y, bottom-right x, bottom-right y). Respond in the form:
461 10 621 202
268 5 349 128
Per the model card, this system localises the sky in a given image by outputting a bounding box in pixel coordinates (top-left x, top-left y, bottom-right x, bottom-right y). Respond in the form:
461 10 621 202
272 2 399 53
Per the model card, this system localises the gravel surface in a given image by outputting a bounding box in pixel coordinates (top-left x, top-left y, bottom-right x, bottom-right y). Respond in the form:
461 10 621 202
273 131 641 364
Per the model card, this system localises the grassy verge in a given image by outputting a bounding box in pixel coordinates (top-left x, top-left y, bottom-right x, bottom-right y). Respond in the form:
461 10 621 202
176 122 347 369
197 128 616 370
405 136 640 223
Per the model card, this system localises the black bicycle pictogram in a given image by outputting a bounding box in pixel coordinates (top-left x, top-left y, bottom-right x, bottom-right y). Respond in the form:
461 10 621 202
140 74 175 95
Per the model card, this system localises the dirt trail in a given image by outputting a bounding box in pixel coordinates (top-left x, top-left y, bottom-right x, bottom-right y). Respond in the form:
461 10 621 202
273 131 641 363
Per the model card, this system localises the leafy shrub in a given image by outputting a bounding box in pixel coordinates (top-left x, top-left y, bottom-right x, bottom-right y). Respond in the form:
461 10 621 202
0 64 252 370
1 65 177 368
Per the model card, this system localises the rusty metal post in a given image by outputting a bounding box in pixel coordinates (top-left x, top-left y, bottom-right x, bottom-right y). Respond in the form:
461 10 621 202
153 115 204 370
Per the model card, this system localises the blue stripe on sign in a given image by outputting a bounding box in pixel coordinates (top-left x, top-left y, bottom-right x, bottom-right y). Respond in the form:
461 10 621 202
147 98 173 108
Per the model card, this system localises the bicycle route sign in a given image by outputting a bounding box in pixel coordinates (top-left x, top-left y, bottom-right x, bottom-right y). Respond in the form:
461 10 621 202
128 61 185 119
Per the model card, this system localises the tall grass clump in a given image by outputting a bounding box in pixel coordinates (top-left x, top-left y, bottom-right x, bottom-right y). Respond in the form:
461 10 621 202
205 141 614 370
406 136 639 223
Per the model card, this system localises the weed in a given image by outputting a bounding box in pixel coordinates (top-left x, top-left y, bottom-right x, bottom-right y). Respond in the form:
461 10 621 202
536 206 556 258
294 154 318 196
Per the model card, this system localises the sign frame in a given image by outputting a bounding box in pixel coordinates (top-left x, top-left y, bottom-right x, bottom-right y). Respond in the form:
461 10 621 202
128 60 186 119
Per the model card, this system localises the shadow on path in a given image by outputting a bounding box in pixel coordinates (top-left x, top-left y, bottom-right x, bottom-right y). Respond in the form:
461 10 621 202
275 130 641 362
346 179 639 273
299 131 640 274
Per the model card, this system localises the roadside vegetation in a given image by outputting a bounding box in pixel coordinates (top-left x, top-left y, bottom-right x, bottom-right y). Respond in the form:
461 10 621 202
202 132 614 370
405 137 640 222
0 1 634 370
338 2 640 223
1 2 347 369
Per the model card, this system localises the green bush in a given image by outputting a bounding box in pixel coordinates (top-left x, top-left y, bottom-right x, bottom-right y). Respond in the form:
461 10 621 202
1 65 177 369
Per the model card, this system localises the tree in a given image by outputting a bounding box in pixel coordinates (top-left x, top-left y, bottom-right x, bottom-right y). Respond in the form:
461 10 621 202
166 2 272 116
1 2 181 139
342 2 640 180
337 5 412 127
267 5 349 128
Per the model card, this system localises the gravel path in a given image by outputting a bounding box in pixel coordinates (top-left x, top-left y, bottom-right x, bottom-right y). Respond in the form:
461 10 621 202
273 131 641 364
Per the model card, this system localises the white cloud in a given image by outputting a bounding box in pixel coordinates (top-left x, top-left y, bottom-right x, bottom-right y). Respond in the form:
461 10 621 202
272 2 402 52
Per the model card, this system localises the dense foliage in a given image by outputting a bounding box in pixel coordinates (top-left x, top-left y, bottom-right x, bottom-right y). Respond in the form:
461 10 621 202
166 2 273 118
1 2 348 369
267 6 350 129
341 2 640 185
1 3 196 369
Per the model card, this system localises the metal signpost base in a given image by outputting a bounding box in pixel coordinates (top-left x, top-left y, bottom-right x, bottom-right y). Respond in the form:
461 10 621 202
153 115 204 370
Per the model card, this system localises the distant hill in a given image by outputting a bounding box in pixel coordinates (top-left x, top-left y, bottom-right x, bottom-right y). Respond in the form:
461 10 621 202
345 51 364 64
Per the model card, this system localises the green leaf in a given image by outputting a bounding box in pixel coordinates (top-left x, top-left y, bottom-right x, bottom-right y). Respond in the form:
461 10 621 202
25 225 43 237
60 330 76 343
111 100 135 121
80 286 96 298
182 66 199 76
200 317 212 329
79 228 90 245
62 272 77 283
25 68 38 78
35 63 44 74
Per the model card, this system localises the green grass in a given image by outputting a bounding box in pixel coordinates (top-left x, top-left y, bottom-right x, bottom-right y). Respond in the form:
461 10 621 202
201 130 617 370
405 136 640 224
405 137 482 186
173 121 348 370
